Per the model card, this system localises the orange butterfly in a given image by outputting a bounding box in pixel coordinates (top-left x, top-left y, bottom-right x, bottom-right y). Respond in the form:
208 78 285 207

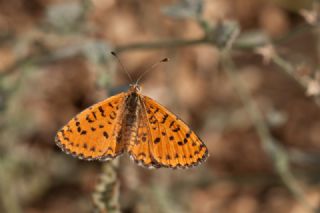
55 53 208 169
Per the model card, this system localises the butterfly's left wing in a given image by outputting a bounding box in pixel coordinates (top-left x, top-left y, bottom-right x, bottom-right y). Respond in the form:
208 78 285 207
139 95 208 169
55 93 127 161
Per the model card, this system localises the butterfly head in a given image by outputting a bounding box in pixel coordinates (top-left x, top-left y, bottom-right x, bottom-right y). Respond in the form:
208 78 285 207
129 84 141 93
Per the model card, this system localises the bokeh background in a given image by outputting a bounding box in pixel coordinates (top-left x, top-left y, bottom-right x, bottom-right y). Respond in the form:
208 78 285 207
1 0 320 212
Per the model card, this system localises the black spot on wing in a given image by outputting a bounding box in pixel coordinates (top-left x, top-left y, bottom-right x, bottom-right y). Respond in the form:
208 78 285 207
154 108 159 114
103 131 109 139
86 115 94 123
154 137 161 144
169 121 175 128
98 106 106 117
92 111 97 119
173 126 180 132
161 114 168 124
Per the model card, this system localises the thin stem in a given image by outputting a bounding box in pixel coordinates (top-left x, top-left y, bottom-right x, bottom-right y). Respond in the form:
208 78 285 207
92 160 121 213
272 54 307 88
114 37 207 53
0 22 312 77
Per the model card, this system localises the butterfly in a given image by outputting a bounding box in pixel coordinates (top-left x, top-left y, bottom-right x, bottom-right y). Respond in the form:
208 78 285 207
55 53 208 169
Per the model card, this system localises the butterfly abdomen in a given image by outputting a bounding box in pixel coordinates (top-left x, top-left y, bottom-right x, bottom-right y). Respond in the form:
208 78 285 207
121 92 140 145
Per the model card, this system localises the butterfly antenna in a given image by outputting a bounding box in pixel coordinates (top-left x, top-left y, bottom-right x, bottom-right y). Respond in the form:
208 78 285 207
111 51 133 83
135 58 169 85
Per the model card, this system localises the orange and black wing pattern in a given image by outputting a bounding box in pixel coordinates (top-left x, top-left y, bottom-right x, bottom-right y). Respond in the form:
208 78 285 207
137 95 208 169
55 93 126 161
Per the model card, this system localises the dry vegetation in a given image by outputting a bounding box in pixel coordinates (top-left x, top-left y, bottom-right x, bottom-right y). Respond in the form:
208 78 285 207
0 0 320 212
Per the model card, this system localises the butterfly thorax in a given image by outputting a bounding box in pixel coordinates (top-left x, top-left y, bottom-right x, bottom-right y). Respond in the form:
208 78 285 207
125 91 139 119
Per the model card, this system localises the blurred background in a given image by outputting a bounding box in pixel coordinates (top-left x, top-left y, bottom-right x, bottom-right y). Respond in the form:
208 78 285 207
1 0 320 212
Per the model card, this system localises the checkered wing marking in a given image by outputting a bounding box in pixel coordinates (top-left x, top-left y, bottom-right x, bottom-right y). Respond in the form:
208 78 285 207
141 96 208 168
55 93 126 160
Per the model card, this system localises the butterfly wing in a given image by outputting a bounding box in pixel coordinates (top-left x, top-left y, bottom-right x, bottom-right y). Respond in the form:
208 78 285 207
140 95 208 169
55 93 127 161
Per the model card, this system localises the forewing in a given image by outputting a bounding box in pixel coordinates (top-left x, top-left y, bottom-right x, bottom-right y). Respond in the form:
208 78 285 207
141 95 208 169
55 93 126 160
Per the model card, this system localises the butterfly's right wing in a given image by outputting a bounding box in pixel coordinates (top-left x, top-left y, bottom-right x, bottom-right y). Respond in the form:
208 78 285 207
140 95 208 169
55 93 127 161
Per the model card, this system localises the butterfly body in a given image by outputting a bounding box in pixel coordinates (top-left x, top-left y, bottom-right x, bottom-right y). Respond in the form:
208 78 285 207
121 86 140 143
55 84 208 169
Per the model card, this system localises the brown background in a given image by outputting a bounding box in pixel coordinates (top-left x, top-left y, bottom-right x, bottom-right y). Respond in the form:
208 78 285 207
0 0 320 212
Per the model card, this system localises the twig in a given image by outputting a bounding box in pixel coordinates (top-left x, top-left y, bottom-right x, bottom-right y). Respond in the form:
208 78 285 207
92 160 121 213
0 45 83 77
271 53 320 106
114 23 311 53
0 21 311 78
114 37 207 53
272 54 307 88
